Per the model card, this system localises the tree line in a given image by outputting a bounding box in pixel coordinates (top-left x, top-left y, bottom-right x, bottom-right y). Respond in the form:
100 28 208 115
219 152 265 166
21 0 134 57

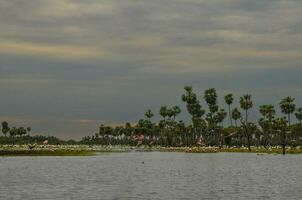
1 87 302 152
81 87 302 152
1 121 31 137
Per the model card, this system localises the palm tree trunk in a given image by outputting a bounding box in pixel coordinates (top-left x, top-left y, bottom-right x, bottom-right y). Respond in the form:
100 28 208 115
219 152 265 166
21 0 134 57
228 105 233 126
268 117 272 147
245 109 251 151
245 110 248 124
282 130 286 155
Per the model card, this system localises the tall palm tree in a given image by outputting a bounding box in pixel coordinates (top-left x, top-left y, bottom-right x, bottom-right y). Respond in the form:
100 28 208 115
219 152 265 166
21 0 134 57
172 106 181 120
204 88 219 145
182 86 205 145
27 127 32 136
295 108 302 126
224 94 234 126
273 117 288 155
259 105 275 120
216 109 227 127
280 96 295 126
159 106 168 121
215 109 227 147
240 95 253 123
240 94 253 151
259 104 275 147
231 108 241 127
9 127 17 137
1 121 9 137
204 88 218 113
145 109 154 120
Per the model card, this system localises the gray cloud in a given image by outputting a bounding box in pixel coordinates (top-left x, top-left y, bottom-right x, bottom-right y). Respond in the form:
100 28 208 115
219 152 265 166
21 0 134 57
0 0 302 139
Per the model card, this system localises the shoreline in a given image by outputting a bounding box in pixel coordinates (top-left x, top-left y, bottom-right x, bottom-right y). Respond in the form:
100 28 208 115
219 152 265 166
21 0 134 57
1 145 302 156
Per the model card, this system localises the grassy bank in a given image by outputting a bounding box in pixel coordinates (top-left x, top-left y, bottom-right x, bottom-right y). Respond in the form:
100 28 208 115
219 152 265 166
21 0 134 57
160 146 302 154
1 145 302 156
0 149 95 156
0 145 123 156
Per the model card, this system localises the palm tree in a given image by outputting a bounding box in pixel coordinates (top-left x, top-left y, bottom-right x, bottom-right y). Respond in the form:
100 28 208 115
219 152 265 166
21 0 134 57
259 105 275 121
273 117 288 155
295 108 302 126
9 127 17 137
280 96 295 126
240 94 253 151
204 88 219 144
182 86 205 145
166 108 174 120
224 94 234 126
159 106 168 121
204 88 218 114
215 109 227 147
18 127 27 137
27 127 32 136
240 95 253 123
145 109 154 120
1 121 9 137
259 105 275 147
216 109 227 127
172 106 181 120
232 108 241 127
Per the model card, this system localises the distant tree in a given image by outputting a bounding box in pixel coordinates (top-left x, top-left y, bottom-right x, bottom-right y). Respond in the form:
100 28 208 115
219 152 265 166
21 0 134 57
215 109 227 147
273 117 288 155
159 106 168 121
224 94 234 126
204 88 224 146
259 104 275 147
145 109 154 120
295 108 302 126
240 94 253 123
27 127 32 136
259 105 275 121
9 127 17 137
18 127 27 136
215 109 227 126
1 121 10 137
172 106 181 120
240 94 253 151
166 108 174 120
280 97 295 126
204 88 218 114
182 86 205 145
231 108 241 127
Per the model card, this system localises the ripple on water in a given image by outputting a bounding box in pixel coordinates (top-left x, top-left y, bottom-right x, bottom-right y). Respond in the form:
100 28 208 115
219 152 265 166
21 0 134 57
0 153 302 200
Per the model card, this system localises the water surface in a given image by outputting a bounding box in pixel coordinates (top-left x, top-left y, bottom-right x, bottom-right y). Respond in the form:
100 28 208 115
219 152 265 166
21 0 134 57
0 152 301 200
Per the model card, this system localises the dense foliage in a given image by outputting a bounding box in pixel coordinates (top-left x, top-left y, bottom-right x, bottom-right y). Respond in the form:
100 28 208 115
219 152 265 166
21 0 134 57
79 87 302 151
1 87 302 151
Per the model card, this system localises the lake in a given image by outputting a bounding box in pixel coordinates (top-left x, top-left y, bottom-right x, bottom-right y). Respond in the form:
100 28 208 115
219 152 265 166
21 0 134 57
0 152 302 200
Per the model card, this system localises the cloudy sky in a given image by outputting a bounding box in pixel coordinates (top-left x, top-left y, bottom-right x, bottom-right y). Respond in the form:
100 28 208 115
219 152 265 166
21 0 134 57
0 0 302 139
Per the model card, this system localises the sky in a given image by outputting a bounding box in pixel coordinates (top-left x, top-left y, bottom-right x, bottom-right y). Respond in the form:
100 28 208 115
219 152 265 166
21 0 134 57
0 0 302 139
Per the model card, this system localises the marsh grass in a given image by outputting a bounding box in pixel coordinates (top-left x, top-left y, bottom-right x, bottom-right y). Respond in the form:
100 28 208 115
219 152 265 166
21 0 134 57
0 149 96 156
160 146 302 154
1 145 302 156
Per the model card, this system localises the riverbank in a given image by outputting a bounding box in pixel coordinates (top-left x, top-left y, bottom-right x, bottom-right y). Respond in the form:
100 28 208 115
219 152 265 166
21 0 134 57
0 145 130 156
160 146 302 154
1 145 302 156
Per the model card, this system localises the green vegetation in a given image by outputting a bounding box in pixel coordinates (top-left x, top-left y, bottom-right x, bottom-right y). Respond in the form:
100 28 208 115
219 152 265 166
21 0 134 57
0 149 95 156
1 87 302 155
0 135 77 145
79 87 302 155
